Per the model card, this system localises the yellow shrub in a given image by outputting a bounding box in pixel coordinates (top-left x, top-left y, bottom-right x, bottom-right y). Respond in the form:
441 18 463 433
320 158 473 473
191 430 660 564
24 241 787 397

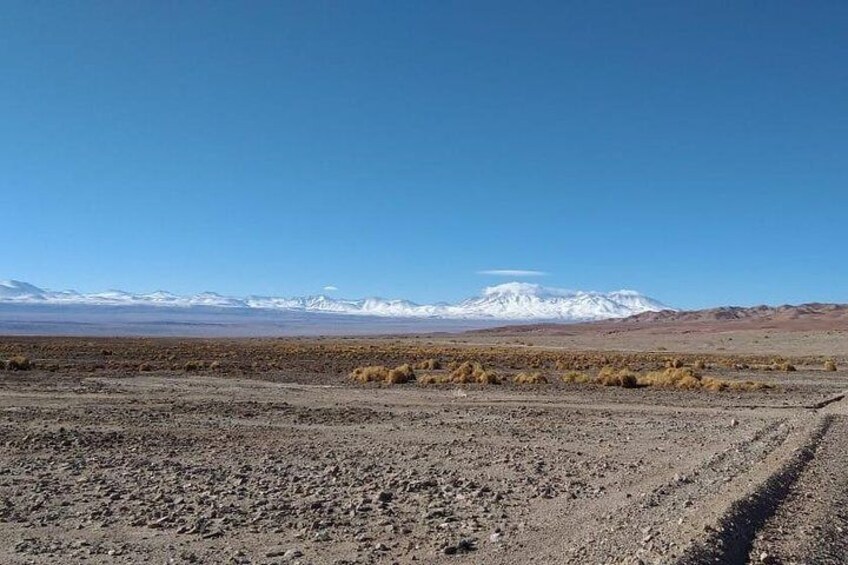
596 366 639 388
639 367 701 389
513 372 547 384
449 361 499 384
386 364 415 384
476 371 501 385
562 371 591 384
639 368 771 392
349 365 390 383
415 358 441 370
7 356 32 371
417 373 448 385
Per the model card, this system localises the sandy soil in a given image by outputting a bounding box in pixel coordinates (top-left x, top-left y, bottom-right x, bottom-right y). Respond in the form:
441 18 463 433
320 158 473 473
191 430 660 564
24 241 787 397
458 327 848 358
1 337 846 564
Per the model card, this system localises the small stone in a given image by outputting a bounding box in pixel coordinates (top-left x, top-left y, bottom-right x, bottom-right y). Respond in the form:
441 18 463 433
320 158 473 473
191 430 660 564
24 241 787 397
265 547 286 558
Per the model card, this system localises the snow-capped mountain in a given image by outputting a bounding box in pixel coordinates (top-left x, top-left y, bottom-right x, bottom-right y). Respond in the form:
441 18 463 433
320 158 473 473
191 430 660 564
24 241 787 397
0 280 45 300
444 283 668 320
0 280 671 321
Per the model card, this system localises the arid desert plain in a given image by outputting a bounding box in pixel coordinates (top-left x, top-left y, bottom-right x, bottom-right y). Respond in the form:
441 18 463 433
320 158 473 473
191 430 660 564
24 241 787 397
1 321 847 564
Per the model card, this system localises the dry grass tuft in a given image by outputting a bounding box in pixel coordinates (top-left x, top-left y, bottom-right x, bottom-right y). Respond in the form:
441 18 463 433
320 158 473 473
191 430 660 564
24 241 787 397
449 361 499 384
415 358 441 370
639 367 701 389
639 367 771 392
476 371 501 385
561 371 592 384
729 380 770 392
6 356 33 371
350 364 417 385
350 365 390 383
596 366 640 388
417 373 449 385
824 359 838 372
700 376 729 392
386 364 416 384
416 361 499 385
513 372 548 384
771 361 796 372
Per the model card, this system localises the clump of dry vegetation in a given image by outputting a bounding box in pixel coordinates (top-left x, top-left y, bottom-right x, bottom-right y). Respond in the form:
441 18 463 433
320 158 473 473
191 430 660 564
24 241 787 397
770 360 796 372
561 371 591 384
416 361 500 385
386 364 415 384
417 373 447 385
448 361 499 384
713 379 770 392
824 359 838 372
415 358 441 370
350 364 416 385
513 372 547 384
350 365 390 383
596 366 639 388
639 367 771 392
475 371 501 385
5 356 32 371
0 336 806 377
639 367 701 390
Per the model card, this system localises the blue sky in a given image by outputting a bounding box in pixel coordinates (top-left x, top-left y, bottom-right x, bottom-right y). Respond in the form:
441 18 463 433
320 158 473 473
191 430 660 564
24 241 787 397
2 1 846 309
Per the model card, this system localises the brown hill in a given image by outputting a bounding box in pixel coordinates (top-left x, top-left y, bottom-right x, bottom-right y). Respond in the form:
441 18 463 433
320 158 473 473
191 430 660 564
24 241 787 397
471 303 848 335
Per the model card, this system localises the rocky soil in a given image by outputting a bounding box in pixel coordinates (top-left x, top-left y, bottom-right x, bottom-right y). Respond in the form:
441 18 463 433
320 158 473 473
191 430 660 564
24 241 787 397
0 338 846 564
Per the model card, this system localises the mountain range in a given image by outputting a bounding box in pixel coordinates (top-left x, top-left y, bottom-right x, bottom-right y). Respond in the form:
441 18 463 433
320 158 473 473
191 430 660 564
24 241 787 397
0 280 669 321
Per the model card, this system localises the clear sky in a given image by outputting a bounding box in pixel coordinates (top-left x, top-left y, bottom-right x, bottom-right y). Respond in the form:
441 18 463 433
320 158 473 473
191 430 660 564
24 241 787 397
2 1 846 309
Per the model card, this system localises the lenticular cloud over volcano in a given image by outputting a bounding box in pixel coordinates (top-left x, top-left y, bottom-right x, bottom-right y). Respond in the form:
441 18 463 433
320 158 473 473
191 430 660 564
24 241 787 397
477 270 548 277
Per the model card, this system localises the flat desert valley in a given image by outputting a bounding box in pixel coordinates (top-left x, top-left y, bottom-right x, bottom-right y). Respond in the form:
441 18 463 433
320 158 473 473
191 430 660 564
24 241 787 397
1 319 847 564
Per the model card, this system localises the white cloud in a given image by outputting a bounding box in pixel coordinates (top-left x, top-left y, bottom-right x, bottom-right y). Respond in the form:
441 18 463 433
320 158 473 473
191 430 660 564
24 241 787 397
477 269 548 277
323 285 339 292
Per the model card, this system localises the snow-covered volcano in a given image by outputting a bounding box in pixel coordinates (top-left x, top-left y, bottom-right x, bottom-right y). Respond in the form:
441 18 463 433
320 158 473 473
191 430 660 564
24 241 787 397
0 280 671 321
445 283 668 320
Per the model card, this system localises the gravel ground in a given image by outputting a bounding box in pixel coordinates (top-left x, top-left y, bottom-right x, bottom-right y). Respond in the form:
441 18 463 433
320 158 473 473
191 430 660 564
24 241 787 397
747 408 848 564
0 338 846 564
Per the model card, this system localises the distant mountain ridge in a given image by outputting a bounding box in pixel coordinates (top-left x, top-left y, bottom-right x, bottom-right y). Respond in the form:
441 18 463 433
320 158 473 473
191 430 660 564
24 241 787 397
0 280 669 321
470 302 848 335
619 303 848 324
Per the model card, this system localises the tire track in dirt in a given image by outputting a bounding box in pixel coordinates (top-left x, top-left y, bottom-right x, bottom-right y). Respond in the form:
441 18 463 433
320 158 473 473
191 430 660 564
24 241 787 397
676 391 848 564
748 415 848 564
485 414 797 564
